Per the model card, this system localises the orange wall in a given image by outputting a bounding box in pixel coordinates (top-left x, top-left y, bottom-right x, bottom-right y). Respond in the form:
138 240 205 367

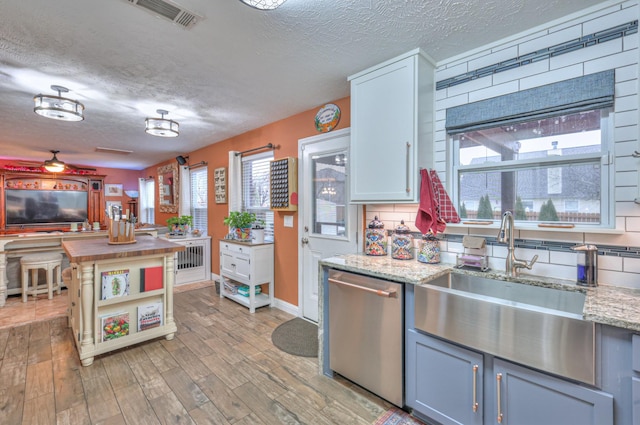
147 97 351 305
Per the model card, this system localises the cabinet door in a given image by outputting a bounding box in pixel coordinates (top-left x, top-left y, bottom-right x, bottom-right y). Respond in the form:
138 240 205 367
350 56 416 202
493 359 613 425
406 329 483 425
220 250 250 282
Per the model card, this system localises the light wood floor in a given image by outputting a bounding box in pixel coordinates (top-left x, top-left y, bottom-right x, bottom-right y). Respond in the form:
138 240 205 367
0 283 393 424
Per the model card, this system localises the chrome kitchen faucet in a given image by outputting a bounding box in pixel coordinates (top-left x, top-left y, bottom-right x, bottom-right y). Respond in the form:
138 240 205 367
498 211 538 277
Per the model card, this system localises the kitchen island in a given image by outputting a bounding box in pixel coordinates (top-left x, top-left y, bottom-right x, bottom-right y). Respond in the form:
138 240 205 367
62 235 184 366
0 227 162 307
320 254 640 425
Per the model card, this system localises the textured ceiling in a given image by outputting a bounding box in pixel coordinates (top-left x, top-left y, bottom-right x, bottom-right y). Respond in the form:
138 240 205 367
0 0 608 170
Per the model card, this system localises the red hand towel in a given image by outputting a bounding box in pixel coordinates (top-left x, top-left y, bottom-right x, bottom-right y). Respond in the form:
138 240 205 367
415 169 446 235
430 169 461 223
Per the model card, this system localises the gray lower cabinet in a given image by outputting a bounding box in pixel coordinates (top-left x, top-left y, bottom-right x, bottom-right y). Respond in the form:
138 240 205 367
407 329 613 425
493 359 613 425
633 335 640 423
407 329 483 425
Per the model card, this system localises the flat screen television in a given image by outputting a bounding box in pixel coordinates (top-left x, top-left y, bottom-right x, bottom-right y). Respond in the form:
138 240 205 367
5 189 88 225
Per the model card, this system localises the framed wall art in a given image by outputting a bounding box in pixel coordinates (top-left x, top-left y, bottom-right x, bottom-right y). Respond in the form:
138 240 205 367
214 167 227 204
104 184 123 197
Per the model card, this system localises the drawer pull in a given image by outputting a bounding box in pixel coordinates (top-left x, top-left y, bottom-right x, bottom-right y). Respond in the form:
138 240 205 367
496 372 503 423
472 364 479 413
328 277 396 298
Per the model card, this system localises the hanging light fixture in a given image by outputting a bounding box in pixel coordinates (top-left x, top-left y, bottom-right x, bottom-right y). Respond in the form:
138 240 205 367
239 0 287 10
145 109 179 138
33 85 84 122
43 150 66 173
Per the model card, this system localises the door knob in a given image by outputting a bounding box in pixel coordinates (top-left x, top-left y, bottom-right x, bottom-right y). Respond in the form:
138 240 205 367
301 237 309 245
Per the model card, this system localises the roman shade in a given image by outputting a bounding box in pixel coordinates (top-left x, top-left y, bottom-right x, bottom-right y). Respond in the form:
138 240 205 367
445 70 615 134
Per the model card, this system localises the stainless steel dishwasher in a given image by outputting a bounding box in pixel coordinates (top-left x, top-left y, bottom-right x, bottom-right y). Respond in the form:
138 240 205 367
328 269 404 407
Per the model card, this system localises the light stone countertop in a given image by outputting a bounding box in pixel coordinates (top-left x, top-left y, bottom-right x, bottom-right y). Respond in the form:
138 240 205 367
320 253 640 333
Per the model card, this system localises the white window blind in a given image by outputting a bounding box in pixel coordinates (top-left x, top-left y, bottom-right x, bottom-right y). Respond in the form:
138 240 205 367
242 151 274 241
190 166 208 234
138 178 155 224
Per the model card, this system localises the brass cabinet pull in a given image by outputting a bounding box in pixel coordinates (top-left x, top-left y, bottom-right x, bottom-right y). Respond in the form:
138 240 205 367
406 142 411 193
496 372 503 423
472 364 479 413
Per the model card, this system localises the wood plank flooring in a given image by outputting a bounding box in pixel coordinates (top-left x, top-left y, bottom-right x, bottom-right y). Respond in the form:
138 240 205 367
0 284 393 424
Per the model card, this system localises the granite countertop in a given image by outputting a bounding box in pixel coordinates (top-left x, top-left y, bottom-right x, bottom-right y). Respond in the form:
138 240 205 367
320 253 640 333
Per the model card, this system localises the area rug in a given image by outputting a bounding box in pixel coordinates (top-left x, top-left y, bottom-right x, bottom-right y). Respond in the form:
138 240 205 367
271 317 318 357
374 408 425 425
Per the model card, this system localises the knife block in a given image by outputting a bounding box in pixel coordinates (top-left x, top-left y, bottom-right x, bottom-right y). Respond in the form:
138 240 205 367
108 219 136 245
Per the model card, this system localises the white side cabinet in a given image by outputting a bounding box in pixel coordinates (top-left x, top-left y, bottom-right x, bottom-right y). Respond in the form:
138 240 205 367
348 48 435 203
219 240 274 313
160 235 211 285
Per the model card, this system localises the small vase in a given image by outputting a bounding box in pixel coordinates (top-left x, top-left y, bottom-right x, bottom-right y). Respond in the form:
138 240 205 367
252 228 265 244
235 227 251 240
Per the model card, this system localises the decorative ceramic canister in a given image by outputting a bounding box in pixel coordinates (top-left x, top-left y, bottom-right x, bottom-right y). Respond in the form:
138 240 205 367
418 233 440 264
392 220 414 260
365 216 387 256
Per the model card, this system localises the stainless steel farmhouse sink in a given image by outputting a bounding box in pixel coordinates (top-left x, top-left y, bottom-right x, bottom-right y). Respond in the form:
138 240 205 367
414 272 596 385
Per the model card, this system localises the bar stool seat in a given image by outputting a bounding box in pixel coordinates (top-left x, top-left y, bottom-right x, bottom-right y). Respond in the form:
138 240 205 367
21 252 62 302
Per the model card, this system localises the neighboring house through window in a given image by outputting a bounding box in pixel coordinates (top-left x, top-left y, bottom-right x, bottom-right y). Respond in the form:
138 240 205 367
447 71 614 227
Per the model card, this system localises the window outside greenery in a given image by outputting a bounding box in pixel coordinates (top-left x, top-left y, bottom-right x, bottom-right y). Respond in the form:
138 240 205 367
452 109 611 226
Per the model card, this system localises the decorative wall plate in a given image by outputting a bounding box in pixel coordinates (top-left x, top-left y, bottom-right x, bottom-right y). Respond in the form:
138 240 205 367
315 103 341 133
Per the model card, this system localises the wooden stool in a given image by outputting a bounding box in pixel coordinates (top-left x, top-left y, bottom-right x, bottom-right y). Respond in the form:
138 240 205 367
21 252 62 302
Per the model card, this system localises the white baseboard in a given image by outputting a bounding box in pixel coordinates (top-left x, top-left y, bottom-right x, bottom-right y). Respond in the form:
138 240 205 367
272 298 299 316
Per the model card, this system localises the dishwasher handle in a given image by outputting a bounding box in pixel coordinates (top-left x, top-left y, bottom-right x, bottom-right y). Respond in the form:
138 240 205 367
328 277 398 298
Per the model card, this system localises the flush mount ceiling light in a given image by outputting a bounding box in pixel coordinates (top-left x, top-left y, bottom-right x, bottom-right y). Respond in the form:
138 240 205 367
33 85 84 122
145 109 179 138
239 0 287 10
43 150 65 172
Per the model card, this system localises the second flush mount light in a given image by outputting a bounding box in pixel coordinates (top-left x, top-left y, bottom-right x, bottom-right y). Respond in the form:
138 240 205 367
145 109 179 138
239 0 287 10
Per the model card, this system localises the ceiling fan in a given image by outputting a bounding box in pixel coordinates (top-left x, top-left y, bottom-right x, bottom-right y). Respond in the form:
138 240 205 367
18 150 96 172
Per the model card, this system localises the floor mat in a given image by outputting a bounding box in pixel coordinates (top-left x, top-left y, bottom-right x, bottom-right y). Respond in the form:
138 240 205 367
271 317 318 357
374 408 425 425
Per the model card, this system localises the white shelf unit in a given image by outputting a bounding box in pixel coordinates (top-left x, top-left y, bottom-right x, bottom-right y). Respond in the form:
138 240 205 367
219 240 274 313
160 235 211 285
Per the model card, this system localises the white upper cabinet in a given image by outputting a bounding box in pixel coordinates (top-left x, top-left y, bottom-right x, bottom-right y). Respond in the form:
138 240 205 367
348 49 435 203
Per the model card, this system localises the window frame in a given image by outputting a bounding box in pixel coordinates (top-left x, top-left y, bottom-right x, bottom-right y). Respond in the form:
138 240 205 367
241 151 274 241
449 108 614 229
189 166 208 235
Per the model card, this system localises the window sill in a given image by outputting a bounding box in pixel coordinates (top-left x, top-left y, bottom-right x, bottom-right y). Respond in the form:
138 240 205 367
445 222 624 235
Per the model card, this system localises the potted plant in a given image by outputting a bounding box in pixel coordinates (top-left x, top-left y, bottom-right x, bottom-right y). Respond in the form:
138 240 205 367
223 211 256 240
167 215 193 236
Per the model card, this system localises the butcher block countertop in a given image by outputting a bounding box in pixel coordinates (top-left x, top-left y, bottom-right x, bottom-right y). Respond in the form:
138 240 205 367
321 254 640 333
62 235 184 263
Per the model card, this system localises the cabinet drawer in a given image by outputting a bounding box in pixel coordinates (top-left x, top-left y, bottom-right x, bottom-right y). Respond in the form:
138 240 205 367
220 242 250 255
220 251 250 281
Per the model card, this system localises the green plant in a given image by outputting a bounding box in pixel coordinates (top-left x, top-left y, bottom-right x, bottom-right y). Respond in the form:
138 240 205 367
515 196 527 220
476 194 494 219
223 211 256 229
459 202 468 219
539 199 559 221
166 215 193 231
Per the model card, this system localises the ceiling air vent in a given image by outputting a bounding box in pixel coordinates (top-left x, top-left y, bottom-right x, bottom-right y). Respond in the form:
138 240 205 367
125 0 202 29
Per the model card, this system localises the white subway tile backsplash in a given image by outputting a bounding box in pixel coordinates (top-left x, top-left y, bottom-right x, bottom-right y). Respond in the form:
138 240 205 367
615 79 639 98
468 81 519 103
615 64 639 82
624 33 638 50
615 186 637 202
492 60 549 86
623 256 640 273
519 26 582 56
435 89 447 101
614 124 638 142
437 93 469 110
435 62 469 81
586 230 640 247
599 254 623 271
553 40 623 70
616 170 637 186
615 155 639 172
447 75 492 98
519 64 583 90
599 270 640 288
522 263 576 281
584 49 638 75
615 110 639 128
468 46 518 72
614 94 638 112
548 251 577 266
627 216 640 231
582 6 637 35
